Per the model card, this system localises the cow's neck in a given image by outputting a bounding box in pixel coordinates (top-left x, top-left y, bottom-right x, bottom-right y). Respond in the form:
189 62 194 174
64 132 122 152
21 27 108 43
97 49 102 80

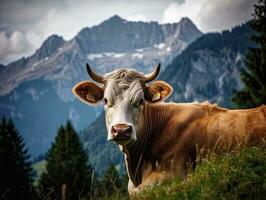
121 103 173 187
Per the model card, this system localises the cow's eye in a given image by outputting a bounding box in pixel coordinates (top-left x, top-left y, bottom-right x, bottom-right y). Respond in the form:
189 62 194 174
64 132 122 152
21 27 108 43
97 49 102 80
103 98 113 107
134 98 144 107
103 98 108 105
139 98 144 106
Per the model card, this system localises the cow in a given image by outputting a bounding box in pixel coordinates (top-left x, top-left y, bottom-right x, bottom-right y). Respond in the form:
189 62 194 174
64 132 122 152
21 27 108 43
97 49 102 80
72 63 266 195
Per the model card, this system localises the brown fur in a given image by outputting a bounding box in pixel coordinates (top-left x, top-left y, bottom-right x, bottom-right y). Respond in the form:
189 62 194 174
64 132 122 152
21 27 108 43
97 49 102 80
124 102 266 194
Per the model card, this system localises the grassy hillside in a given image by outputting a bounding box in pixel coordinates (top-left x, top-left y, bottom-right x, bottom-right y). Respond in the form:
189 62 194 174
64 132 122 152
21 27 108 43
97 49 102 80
133 145 266 200
31 145 265 199
106 145 266 200
32 160 46 186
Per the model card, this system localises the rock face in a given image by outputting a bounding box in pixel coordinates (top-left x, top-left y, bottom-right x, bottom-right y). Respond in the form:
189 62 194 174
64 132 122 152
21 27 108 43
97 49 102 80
35 35 65 60
76 15 165 53
0 64 4 71
80 23 254 174
0 15 202 157
160 24 253 107
76 16 200 54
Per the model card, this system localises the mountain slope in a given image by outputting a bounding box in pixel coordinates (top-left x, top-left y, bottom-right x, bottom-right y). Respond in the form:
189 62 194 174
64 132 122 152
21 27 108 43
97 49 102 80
160 24 253 107
0 16 201 157
80 23 254 174
137 145 266 200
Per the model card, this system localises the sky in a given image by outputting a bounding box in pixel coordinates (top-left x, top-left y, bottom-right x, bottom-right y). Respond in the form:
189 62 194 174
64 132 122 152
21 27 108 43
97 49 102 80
0 0 257 65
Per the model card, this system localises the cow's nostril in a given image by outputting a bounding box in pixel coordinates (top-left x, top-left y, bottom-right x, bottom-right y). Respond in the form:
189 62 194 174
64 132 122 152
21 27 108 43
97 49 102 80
111 124 132 139
111 126 118 137
124 126 132 136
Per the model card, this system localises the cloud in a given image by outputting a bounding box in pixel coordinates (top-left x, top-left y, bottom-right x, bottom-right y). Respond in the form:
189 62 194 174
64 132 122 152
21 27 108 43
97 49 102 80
0 0 65 34
126 14 149 22
25 8 59 48
198 0 256 32
162 1 203 24
162 0 256 32
0 31 34 64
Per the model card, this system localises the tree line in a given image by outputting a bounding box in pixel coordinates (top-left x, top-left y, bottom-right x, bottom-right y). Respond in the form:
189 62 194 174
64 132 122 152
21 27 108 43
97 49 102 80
0 119 127 200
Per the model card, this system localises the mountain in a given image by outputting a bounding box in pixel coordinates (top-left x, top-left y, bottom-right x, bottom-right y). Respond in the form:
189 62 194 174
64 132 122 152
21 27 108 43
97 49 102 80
35 35 65 59
0 15 202 157
0 64 4 71
160 23 253 107
80 23 254 174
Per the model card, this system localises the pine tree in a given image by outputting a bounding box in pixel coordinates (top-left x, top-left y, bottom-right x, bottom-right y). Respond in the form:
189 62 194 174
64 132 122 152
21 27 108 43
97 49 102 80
232 0 266 108
39 120 93 200
0 118 34 200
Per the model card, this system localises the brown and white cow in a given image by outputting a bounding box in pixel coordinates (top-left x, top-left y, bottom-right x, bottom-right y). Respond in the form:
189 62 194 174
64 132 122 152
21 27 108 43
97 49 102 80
72 63 266 194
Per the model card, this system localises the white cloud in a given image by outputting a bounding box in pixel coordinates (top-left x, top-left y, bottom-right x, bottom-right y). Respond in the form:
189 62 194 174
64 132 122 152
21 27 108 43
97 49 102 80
162 0 256 32
25 8 59 48
162 1 203 24
0 31 34 64
198 0 256 32
126 14 149 22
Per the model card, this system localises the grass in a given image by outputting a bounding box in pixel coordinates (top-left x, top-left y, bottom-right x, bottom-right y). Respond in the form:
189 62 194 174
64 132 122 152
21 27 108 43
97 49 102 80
32 160 46 186
32 146 266 199
122 145 266 200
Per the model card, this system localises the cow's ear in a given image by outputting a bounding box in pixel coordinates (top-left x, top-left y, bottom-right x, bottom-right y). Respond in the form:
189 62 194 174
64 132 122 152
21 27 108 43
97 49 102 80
72 81 104 105
145 81 173 103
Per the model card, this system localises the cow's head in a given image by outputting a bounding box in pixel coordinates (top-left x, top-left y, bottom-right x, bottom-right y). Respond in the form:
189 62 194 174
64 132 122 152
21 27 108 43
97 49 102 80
72 64 173 145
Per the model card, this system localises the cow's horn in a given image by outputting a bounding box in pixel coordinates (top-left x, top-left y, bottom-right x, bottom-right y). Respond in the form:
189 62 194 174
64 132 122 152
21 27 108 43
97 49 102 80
86 63 105 83
144 63 160 83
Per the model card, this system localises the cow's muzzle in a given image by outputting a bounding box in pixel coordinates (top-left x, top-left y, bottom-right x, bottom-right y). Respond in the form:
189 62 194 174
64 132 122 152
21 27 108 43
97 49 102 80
111 124 132 144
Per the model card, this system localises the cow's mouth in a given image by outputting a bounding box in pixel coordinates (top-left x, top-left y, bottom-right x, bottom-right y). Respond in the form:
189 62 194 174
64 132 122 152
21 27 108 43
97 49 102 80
113 139 132 145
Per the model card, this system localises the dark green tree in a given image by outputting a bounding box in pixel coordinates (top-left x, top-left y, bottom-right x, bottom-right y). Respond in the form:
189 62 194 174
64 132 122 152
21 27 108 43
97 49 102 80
0 118 34 200
39 120 93 200
232 0 266 108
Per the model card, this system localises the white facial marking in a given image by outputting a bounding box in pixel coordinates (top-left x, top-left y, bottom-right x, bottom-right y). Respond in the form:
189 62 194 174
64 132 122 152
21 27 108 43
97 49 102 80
104 79 144 143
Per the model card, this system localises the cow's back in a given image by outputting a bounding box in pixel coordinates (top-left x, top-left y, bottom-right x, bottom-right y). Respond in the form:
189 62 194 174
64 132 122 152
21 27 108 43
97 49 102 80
201 105 266 150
